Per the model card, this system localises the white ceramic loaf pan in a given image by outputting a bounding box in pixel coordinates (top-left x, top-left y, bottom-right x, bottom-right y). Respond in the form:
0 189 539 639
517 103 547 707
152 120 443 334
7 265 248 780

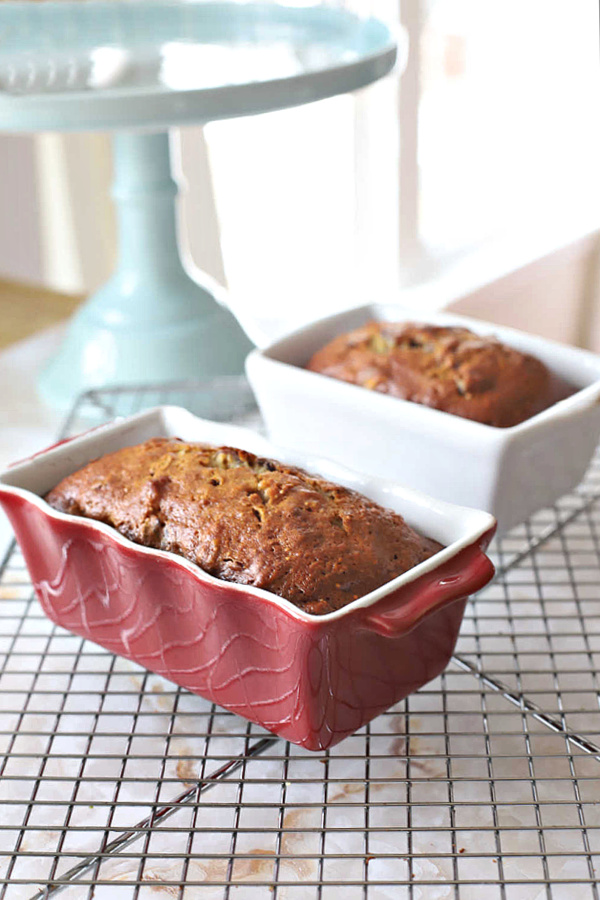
246 303 600 534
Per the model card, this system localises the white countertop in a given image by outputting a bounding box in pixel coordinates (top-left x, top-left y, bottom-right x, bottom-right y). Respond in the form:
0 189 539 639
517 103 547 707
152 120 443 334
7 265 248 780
1 319 598 897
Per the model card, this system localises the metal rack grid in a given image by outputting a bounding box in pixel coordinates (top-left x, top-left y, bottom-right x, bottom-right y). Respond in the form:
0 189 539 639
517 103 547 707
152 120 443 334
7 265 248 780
1 378 600 899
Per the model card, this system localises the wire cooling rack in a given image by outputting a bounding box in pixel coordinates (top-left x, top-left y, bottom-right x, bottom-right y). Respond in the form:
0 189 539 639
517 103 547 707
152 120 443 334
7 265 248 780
1 378 600 899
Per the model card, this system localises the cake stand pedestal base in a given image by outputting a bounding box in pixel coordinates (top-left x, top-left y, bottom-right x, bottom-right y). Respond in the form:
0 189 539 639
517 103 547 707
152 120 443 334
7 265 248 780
39 130 253 411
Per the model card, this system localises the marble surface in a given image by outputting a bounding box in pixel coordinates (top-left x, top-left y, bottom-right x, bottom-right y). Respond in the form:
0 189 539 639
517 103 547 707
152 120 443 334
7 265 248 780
1 324 599 897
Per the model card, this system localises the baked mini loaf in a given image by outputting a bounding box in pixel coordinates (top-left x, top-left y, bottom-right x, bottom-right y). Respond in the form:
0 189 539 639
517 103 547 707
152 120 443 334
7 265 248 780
45 438 441 615
307 321 572 428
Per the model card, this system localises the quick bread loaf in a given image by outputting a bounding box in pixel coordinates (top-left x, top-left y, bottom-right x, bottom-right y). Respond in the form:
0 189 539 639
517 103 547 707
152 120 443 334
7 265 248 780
307 321 572 428
45 438 441 615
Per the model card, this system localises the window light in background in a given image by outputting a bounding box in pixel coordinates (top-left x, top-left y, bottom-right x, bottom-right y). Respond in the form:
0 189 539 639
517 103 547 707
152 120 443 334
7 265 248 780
204 0 600 334
419 0 600 256
0 0 598 350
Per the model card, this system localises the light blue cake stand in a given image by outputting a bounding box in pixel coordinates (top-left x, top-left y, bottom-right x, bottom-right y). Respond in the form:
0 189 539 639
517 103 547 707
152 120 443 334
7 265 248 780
0 1 401 409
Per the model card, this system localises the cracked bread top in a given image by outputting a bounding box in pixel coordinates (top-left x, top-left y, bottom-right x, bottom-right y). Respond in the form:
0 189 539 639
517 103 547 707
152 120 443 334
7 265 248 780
44 438 441 615
307 321 573 428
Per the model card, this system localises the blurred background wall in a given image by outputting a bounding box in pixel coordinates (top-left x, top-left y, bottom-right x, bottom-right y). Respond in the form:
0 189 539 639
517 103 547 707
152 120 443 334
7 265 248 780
1 0 599 348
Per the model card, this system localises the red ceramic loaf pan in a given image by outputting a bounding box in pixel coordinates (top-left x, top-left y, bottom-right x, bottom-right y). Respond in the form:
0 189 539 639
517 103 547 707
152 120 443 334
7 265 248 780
0 407 495 750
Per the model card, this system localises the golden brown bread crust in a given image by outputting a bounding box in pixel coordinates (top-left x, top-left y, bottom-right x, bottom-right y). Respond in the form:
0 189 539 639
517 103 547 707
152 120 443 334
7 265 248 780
45 438 441 615
307 321 573 428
